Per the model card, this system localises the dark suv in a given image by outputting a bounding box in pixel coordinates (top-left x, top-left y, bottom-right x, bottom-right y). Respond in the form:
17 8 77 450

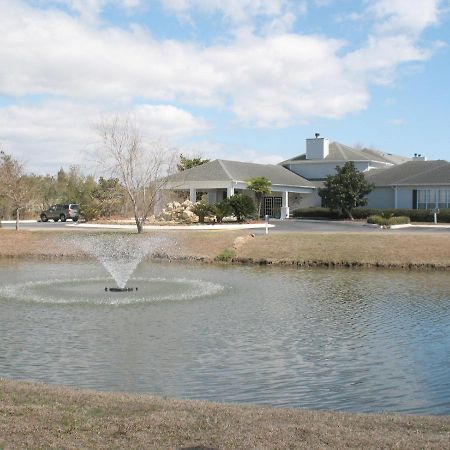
40 204 80 222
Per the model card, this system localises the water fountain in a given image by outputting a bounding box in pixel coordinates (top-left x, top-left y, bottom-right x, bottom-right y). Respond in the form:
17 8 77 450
70 233 170 291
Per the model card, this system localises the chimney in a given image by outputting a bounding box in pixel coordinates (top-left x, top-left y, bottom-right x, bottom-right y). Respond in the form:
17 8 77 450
412 153 426 161
306 133 329 160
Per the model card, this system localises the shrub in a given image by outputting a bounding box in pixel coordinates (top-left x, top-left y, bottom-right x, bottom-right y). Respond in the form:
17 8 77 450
80 205 100 222
212 200 233 223
216 248 235 262
388 216 411 225
291 207 341 219
293 207 450 223
367 215 387 226
367 215 410 226
227 194 256 222
191 202 213 223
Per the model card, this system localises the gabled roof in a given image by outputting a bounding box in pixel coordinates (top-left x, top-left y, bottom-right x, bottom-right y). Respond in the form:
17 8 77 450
365 160 450 186
280 142 411 165
166 159 314 187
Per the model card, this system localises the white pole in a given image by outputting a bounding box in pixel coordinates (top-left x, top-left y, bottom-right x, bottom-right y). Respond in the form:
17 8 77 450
265 214 269 235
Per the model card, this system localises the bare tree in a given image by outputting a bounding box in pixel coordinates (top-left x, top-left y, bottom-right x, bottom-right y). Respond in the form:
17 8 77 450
0 150 34 231
97 116 175 233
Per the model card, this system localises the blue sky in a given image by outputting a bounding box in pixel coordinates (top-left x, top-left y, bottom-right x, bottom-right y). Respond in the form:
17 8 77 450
0 0 449 174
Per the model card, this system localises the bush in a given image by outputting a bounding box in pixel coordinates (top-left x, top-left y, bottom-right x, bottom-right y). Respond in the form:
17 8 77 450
80 205 100 222
215 248 236 262
388 216 411 225
291 207 341 219
212 200 233 223
367 215 410 226
191 202 214 223
227 194 256 222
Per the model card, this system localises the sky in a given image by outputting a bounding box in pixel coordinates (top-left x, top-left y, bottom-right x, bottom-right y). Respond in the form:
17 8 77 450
0 0 449 175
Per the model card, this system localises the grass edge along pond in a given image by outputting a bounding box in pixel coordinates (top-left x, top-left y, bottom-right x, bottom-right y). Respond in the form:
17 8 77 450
0 229 449 270
1 379 450 449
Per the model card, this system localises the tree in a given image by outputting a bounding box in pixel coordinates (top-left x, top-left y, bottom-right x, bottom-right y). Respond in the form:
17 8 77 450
246 177 272 218
318 162 374 220
177 154 209 172
0 150 34 230
227 194 256 223
91 177 124 218
97 116 175 233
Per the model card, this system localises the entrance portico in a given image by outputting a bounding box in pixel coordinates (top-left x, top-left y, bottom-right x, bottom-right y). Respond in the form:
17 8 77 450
162 159 315 218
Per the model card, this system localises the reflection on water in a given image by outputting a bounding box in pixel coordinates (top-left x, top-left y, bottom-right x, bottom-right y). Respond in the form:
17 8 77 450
0 260 449 414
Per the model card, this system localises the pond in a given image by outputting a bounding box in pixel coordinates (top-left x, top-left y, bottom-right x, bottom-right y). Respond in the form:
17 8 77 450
0 259 449 415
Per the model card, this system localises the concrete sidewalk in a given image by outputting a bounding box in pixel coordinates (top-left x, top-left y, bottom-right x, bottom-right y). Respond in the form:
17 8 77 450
69 222 275 231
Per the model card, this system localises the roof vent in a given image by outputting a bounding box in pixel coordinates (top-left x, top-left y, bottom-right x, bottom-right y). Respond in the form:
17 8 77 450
412 153 426 161
315 133 320 138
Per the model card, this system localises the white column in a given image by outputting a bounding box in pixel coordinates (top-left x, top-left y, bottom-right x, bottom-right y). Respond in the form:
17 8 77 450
227 185 235 198
280 191 289 220
190 187 196 203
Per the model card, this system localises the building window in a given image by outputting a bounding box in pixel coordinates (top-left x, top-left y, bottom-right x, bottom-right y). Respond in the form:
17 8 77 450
416 189 450 209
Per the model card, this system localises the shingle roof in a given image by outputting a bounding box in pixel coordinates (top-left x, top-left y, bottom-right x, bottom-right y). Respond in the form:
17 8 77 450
166 159 314 187
280 142 411 165
365 160 450 186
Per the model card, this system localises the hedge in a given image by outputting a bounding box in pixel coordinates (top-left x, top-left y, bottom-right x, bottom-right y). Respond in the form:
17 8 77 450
292 207 450 223
367 215 411 226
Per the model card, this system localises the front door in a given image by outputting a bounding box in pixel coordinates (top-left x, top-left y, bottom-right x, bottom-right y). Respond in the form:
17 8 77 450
263 197 282 218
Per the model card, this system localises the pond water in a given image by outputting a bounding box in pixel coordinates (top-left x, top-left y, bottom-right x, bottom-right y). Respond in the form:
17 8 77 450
0 259 449 415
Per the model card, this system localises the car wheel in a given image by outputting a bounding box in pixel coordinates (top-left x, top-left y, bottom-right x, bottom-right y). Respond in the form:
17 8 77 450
60 214 66 222
40 214 48 222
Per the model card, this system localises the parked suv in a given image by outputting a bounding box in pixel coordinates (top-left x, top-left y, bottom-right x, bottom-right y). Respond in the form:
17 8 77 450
40 204 80 222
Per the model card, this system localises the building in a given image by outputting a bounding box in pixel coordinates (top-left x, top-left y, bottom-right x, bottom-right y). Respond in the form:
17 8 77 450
163 134 449 217
163 159 315 219
365 159 450 209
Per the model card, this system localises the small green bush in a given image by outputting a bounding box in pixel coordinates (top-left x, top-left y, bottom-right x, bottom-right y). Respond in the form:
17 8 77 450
367 215 410 226
216 248 235 262
212 200 233 223
367 215 387 225
388 216 411 225
227 194 256 222
191 202 214 223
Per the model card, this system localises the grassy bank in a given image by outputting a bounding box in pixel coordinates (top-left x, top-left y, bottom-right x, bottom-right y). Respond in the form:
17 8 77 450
1 379 449 449
1 229 449 269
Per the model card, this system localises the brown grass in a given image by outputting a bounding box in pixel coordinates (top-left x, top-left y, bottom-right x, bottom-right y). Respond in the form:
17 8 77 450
235 233 450 268
1 379 449 449
0 230 449 269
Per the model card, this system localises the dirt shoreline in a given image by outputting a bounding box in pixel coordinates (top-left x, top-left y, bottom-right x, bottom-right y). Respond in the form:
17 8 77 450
1 229 450 448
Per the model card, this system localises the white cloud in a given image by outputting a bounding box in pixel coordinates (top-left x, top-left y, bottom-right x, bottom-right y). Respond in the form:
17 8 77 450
369 0 441 35
344 34 432 84
0 101 207 173
161 0 290 22
160 0 302 34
